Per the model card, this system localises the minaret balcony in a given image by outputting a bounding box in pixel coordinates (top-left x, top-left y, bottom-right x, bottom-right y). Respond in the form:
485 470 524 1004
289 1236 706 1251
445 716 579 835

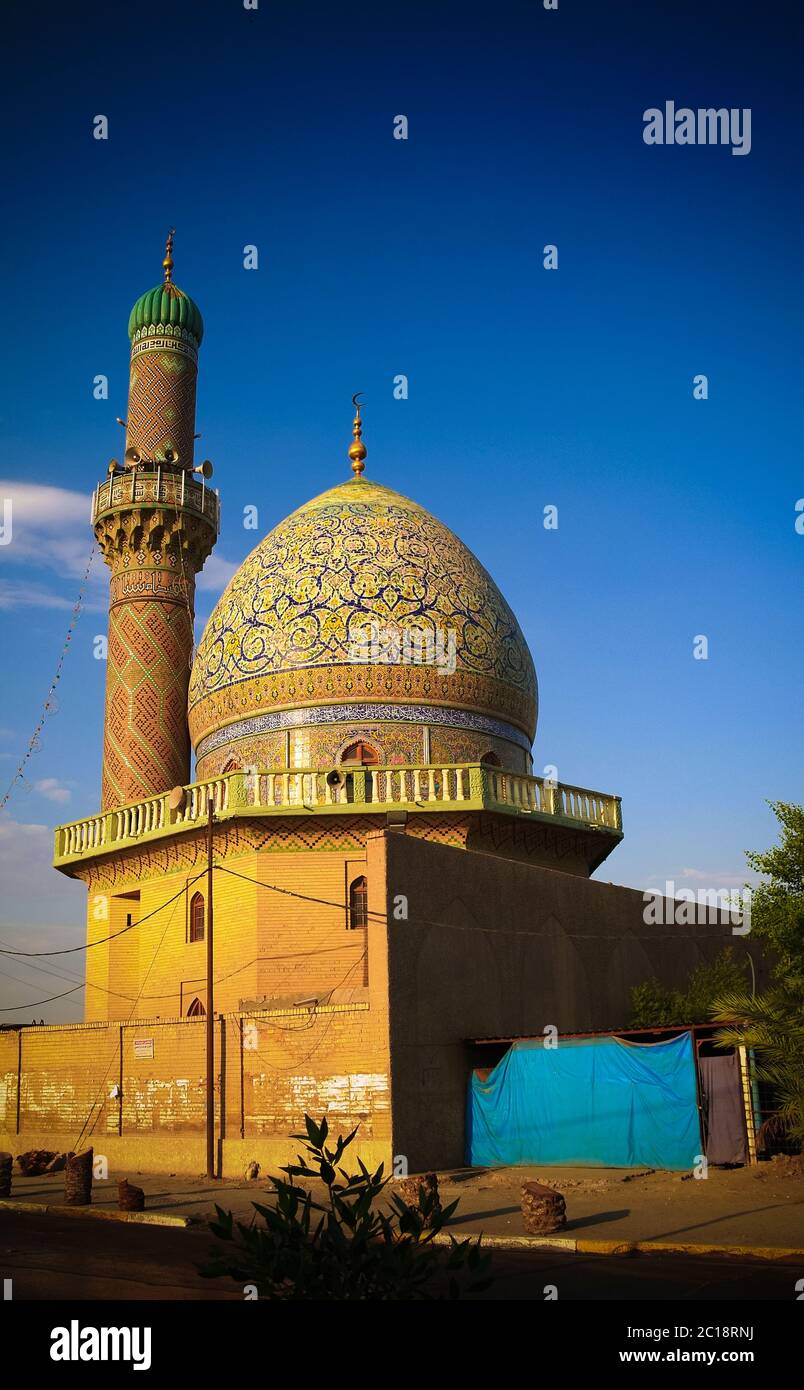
53 763 622 868
92 467 220 535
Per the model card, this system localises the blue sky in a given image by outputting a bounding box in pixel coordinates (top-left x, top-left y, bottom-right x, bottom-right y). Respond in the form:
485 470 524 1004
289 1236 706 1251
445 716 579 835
0 0 802 1019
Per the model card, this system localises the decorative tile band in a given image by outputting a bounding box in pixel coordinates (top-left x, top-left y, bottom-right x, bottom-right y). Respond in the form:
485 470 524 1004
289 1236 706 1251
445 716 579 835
195 701 532 761
109 567 193 606
131 328 199 362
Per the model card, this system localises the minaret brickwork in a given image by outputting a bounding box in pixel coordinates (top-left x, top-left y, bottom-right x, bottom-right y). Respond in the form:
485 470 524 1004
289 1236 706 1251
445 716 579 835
93 235 218 810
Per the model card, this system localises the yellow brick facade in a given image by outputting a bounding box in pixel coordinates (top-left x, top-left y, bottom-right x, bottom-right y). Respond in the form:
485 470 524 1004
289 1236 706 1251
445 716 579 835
80 842 370 1022
1 832 393 1175
0 1002 391 1177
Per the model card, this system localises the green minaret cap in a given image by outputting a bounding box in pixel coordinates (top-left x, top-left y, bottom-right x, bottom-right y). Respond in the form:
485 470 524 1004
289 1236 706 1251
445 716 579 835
127 229 204 345
128 284 204 344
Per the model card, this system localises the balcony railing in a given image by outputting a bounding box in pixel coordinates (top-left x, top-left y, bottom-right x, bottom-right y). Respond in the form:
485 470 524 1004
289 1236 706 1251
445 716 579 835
53 764 622 866
92 469 220 531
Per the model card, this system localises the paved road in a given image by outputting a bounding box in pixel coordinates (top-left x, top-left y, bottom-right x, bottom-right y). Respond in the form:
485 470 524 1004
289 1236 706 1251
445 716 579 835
13 1165 804 1252
0 1210 798 1301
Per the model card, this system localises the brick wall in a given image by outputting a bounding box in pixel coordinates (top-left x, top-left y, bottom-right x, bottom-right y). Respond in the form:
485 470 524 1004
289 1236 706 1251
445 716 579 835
1 835 394 1176
83 848 368 1022
0 998 391 1174
375 831 760 1170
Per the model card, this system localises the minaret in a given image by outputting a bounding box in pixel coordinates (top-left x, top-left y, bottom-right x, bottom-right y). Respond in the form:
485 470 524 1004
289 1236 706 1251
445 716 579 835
92 233 219 810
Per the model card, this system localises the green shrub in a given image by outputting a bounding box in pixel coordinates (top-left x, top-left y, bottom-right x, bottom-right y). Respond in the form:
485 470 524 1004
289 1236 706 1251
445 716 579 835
201 1114 492 1300
629 947 748 1027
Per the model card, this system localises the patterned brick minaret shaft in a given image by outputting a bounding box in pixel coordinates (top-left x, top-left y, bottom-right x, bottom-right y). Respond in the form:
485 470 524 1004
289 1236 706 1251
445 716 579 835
93 236 218 810
126 311 198 469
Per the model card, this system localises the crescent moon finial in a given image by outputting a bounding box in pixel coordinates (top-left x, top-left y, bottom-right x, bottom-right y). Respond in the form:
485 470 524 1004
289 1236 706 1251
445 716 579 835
348 393 367 478
163 228 176 284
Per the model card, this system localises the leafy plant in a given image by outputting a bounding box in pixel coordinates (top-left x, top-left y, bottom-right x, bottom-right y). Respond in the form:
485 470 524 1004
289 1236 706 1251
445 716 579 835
201 1114 492 1300
711 987 804 1147
629 947 748 1027
744 801 804 993
709 804 804 1151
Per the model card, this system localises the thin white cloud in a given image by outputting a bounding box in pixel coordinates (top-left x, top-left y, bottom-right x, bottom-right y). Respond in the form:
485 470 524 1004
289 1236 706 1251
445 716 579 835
0 813 90 1020
0 812 51 844
642 867 759 892
0 478 236 605
0 481 95 579
34 778 71 804
0 481 89 527
0 580 76 611
680 867 756 888
197 553 239 591
0 812 85 931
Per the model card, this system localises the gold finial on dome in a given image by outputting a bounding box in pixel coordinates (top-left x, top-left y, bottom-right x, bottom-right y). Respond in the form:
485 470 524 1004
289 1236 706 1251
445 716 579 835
162 228 176 285
348 392 367 477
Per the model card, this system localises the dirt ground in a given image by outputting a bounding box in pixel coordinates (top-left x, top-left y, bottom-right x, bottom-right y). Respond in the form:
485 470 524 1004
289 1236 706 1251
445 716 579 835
437 1156 804 1248
4 1155 804 1250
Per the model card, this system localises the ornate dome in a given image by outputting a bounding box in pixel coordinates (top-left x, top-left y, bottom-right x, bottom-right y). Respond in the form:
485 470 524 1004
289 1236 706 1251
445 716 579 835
128 283 204 345
189 476 537 775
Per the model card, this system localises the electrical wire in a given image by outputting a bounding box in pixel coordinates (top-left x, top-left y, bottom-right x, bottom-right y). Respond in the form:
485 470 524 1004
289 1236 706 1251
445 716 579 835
215 862 739 944
0 872 205 959
0 976 84 1009
73 883 184 1150
0 849 737 980
235 948 368 1069
0 896 364 1013
0 543 97 811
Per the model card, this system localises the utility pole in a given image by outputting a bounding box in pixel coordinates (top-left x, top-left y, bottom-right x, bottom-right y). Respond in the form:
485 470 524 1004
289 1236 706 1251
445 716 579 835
206 793 215 1180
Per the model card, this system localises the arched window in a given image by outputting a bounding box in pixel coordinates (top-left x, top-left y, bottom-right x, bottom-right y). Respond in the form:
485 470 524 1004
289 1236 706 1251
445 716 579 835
340 741 379 767
481 751 501 766
189 891 205 943
222 758 239 773
340 741 381 803
187 997 206 1017
349 875 368 930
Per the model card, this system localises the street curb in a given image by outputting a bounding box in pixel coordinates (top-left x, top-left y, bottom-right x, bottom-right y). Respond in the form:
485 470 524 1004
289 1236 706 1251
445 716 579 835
2 1200 800 1258
0 1198 190 1227
435 1231 804 1261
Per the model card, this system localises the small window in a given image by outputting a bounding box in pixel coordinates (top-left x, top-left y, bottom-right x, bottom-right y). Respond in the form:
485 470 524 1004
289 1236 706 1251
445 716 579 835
222 759 239 773
341 741 379 767
187 997 206 1017
481 751 501 767
189 891 205 943
349 875 368 930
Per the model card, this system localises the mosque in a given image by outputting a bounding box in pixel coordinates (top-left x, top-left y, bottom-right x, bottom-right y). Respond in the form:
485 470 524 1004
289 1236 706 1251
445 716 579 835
0 239 744 1176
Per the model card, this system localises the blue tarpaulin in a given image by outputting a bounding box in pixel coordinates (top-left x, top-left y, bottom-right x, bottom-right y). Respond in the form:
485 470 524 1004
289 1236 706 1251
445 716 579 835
467 1031 702 1170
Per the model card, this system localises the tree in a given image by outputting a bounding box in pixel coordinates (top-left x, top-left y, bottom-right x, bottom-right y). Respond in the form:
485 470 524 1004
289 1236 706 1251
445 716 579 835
711 990 804 1145
711 803 804 1149
743 801 804 991
629 948 748 1028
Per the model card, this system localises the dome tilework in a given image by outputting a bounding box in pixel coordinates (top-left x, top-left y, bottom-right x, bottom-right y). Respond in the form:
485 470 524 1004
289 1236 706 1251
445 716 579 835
188 477 537 755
